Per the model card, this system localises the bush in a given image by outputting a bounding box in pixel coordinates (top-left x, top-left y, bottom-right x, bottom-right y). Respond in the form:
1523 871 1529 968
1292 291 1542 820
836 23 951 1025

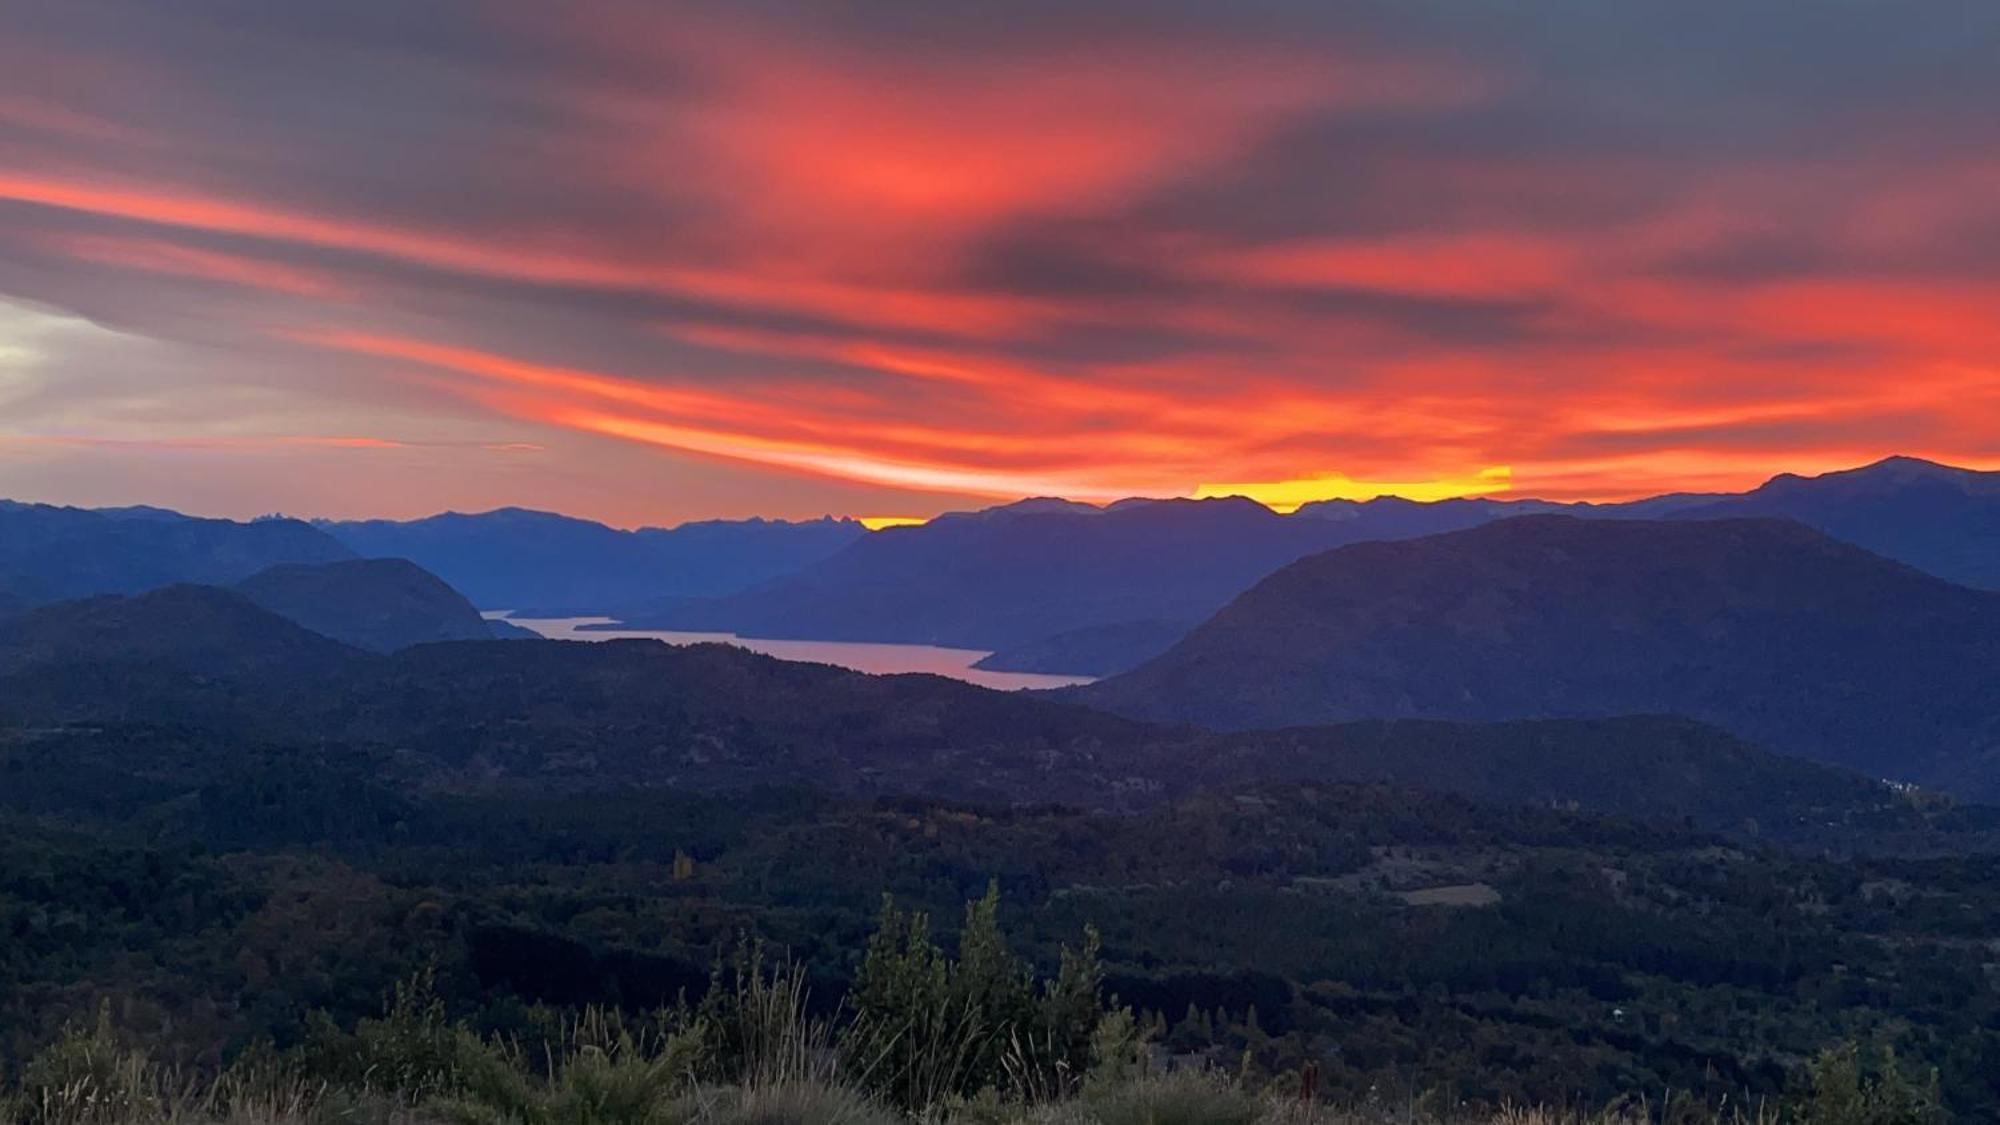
7 1005 171 1125
437 1024 701 1125
843 883 1114 1109
293 969 518 1106
1792 1043 1943 1125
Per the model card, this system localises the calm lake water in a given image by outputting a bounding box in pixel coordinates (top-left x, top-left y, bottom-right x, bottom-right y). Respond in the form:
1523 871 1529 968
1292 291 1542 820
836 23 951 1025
487 614 1097 692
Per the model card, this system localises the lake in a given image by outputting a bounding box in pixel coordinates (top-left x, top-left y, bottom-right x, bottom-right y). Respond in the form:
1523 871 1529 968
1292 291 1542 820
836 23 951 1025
486 615 1097 691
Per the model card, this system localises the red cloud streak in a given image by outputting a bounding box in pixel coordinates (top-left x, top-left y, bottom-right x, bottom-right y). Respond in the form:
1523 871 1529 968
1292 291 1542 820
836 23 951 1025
0 2 1996 519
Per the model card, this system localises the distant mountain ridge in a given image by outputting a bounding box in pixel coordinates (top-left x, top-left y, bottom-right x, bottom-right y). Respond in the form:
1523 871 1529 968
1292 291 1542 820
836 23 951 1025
1072 515 2000 798
616 496 1378 652
618 456 2000 674
318 507 867 610
1659 456 2000 590
8 455 1994 678
0 501 353 608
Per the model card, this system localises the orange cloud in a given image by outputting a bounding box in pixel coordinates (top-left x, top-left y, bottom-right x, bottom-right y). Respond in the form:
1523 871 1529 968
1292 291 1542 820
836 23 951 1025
3 3 1998 523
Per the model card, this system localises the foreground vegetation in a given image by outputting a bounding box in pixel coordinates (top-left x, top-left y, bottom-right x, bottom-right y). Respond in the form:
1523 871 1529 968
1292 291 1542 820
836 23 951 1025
7 720 2000 1118
1 900 1945 1125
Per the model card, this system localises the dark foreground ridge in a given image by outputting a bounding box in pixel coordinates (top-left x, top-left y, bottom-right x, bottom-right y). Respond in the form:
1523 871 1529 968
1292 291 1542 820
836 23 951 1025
235 557 507 652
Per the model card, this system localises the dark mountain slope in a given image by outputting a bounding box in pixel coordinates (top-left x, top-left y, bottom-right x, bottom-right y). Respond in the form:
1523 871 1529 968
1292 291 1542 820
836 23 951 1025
0 502 352 606
0 585 363 726
320 508 865 609
1201 717 1916 846
322 644 1931 834
484 617 545 640
1665 456 2000 590
973 617 1195 675
235 558 507 652
318 637 1163 798
0 584 360 678
1074 516 2000 795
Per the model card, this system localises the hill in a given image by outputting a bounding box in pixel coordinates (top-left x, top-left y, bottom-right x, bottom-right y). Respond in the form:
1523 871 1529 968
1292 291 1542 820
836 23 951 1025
319 508 865 610
0 582 1971 841
0 584 358 678
290 649 2000 840
0 502 353 607
235 558 513 652
0 585 362 728
1073 516 2000 797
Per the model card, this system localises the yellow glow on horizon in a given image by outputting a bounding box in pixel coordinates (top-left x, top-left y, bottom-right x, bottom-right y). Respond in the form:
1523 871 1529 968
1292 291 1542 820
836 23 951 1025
1193 466 1513 512
857 515 929 531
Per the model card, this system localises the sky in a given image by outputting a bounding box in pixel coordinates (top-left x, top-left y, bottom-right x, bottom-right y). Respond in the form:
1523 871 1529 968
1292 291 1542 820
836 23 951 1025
1 1 1997 527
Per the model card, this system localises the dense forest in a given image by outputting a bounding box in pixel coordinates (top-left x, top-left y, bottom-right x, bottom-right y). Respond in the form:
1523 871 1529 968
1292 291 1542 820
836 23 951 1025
3 714 1997 1119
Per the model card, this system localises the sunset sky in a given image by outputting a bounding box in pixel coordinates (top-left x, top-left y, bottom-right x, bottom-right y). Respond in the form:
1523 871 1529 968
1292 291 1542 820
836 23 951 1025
2 1 1997 526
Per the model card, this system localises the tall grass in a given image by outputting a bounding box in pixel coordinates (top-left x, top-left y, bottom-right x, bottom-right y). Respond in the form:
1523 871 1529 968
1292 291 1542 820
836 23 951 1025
0 1017 1901 1125
0 894 1944 1125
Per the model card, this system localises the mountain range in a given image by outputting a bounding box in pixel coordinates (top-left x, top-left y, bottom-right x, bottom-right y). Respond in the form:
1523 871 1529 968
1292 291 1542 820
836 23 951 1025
611 496 1358 660
0 501 537 656
15 470 1995 803
6 455 1994 682
1661 455 2000 590
613 456 2000 674
0 500 352 610
1073 515 2000 798
317 508 866 610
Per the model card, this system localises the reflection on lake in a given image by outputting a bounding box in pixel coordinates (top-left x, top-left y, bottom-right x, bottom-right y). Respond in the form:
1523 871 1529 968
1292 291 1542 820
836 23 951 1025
486 615 1096 691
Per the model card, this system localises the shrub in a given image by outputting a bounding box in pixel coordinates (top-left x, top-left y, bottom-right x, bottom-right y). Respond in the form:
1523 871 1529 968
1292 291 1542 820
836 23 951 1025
1792 1043 1943 1125
843 883 1113 1109
8 1005 171 1125
293 969 518 1106
437 1023 701 1125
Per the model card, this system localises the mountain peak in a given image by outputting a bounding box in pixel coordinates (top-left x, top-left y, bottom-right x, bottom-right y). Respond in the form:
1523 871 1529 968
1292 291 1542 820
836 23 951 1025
1760 455 1993 495
933 497 1106 523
